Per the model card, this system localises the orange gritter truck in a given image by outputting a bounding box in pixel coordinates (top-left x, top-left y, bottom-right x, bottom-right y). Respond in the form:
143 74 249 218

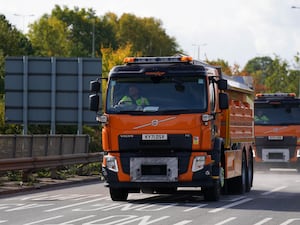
89 55 254 201
254 93 300 169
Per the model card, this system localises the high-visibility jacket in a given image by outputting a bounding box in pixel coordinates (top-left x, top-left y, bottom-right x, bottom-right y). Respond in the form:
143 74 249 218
254 115 269 122
120 95 149 106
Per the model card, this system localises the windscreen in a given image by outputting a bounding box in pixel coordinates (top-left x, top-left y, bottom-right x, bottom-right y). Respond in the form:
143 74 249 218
106 76 207 114
254 102 300 125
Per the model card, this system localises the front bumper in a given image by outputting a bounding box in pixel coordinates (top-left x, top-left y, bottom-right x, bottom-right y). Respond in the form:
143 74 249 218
102 163 216 190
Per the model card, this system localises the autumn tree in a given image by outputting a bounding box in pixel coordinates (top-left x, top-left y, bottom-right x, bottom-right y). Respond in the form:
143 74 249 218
206 59 233 75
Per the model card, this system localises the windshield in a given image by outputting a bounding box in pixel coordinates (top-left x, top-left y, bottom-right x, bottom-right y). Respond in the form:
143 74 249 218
106 76 207 114
254 103 300 125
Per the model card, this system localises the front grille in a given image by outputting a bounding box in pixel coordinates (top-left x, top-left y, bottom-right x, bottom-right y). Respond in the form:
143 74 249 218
141 164 167 176
268 152 284 160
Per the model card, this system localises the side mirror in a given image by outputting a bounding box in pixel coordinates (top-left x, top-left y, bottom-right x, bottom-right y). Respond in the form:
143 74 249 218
89 94 100 111
219 92 229 110
90 80 101 93
217 79 227 90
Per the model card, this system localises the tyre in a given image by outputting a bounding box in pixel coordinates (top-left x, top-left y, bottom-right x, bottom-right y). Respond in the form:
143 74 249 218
227 152 247 194
246 152 253 192
203 180 221 201
110 188 128 201
237 152 247 194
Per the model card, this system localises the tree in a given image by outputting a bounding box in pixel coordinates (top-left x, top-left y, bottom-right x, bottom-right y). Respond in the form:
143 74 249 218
117 13 179 56
51 5 116 57
264 56 289 93
243 55 300 94
28 16 72 56
243 56 274 94
101 43 135 78
206 59 233 75
0 14 33 95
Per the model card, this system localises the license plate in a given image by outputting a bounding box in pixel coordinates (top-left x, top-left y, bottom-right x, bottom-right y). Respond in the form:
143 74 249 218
142 134 168 140
268 136 283 140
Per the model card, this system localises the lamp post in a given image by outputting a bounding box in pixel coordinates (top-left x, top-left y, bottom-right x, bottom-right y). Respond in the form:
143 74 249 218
192 43 207 60
92 19 95 57
13 13 34 33
291 6 300 96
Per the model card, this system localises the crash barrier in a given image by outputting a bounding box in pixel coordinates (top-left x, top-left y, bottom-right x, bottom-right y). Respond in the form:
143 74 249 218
0 135 103 174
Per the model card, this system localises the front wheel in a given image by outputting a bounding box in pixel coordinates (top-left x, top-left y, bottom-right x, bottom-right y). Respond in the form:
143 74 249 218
203 180 221 201
110 188 128 201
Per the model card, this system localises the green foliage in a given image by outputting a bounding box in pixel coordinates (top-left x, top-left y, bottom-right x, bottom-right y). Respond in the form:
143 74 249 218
206 59 233 75
117 13 178 56
243 55 300 95
264 57 289 93
1 5 300 138
28 16 72 56
0 14 33 95
27 6 179 58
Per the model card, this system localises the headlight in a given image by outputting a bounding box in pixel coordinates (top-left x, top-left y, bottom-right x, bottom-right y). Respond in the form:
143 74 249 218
297 149 300 158
105 156 118 172
192 156 206 172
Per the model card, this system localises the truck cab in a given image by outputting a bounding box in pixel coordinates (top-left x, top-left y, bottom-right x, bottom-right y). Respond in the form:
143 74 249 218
90 55 253 201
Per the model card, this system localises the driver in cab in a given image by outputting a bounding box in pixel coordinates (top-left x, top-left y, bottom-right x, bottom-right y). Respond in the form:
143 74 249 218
118 85 150 107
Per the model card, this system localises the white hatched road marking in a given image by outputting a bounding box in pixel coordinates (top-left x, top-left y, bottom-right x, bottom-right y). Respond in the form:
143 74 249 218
183 203 208 212
209 198 253 213
261 186 287 196
45 197 109 212
214 217 237 225
253 218 273 225
280 218 300 225
173 220 193 225
54 215 96 224
23 215 63 225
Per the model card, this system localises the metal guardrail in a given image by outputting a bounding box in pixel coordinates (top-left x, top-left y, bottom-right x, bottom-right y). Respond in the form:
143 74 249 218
0 135 103 172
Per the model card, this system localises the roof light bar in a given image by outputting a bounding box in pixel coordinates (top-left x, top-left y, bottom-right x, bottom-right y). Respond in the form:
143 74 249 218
256 93 296 98
123 56 193 64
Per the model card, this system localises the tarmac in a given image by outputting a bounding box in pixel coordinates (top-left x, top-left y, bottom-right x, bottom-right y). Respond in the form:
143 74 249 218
0 175 101 195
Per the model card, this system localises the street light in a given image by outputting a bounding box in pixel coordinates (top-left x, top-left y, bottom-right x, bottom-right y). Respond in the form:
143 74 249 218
192 43 207 60
291 6 300 96
13 13 34 33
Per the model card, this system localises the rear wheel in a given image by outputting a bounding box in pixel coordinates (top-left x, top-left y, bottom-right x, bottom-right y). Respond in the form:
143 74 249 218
246 151 253 192
227 152 247 194
110 188 128 201
236 152 247 194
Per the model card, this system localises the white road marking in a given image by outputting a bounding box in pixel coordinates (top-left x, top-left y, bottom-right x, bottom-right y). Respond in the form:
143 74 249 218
45 197 109 212
183 204 207 212
54 215 96 224
23 215 63 225
261 186 287 196
214 217 236 225
253 217 273 225
173 220 193 225
209 198 253 213
280 218 300 225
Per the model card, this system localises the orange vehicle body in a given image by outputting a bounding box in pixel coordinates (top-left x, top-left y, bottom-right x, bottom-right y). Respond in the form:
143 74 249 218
254 93 300 168
89 56 254 201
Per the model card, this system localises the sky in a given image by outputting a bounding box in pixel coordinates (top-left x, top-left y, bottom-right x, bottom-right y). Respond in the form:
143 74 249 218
2 0 300 68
